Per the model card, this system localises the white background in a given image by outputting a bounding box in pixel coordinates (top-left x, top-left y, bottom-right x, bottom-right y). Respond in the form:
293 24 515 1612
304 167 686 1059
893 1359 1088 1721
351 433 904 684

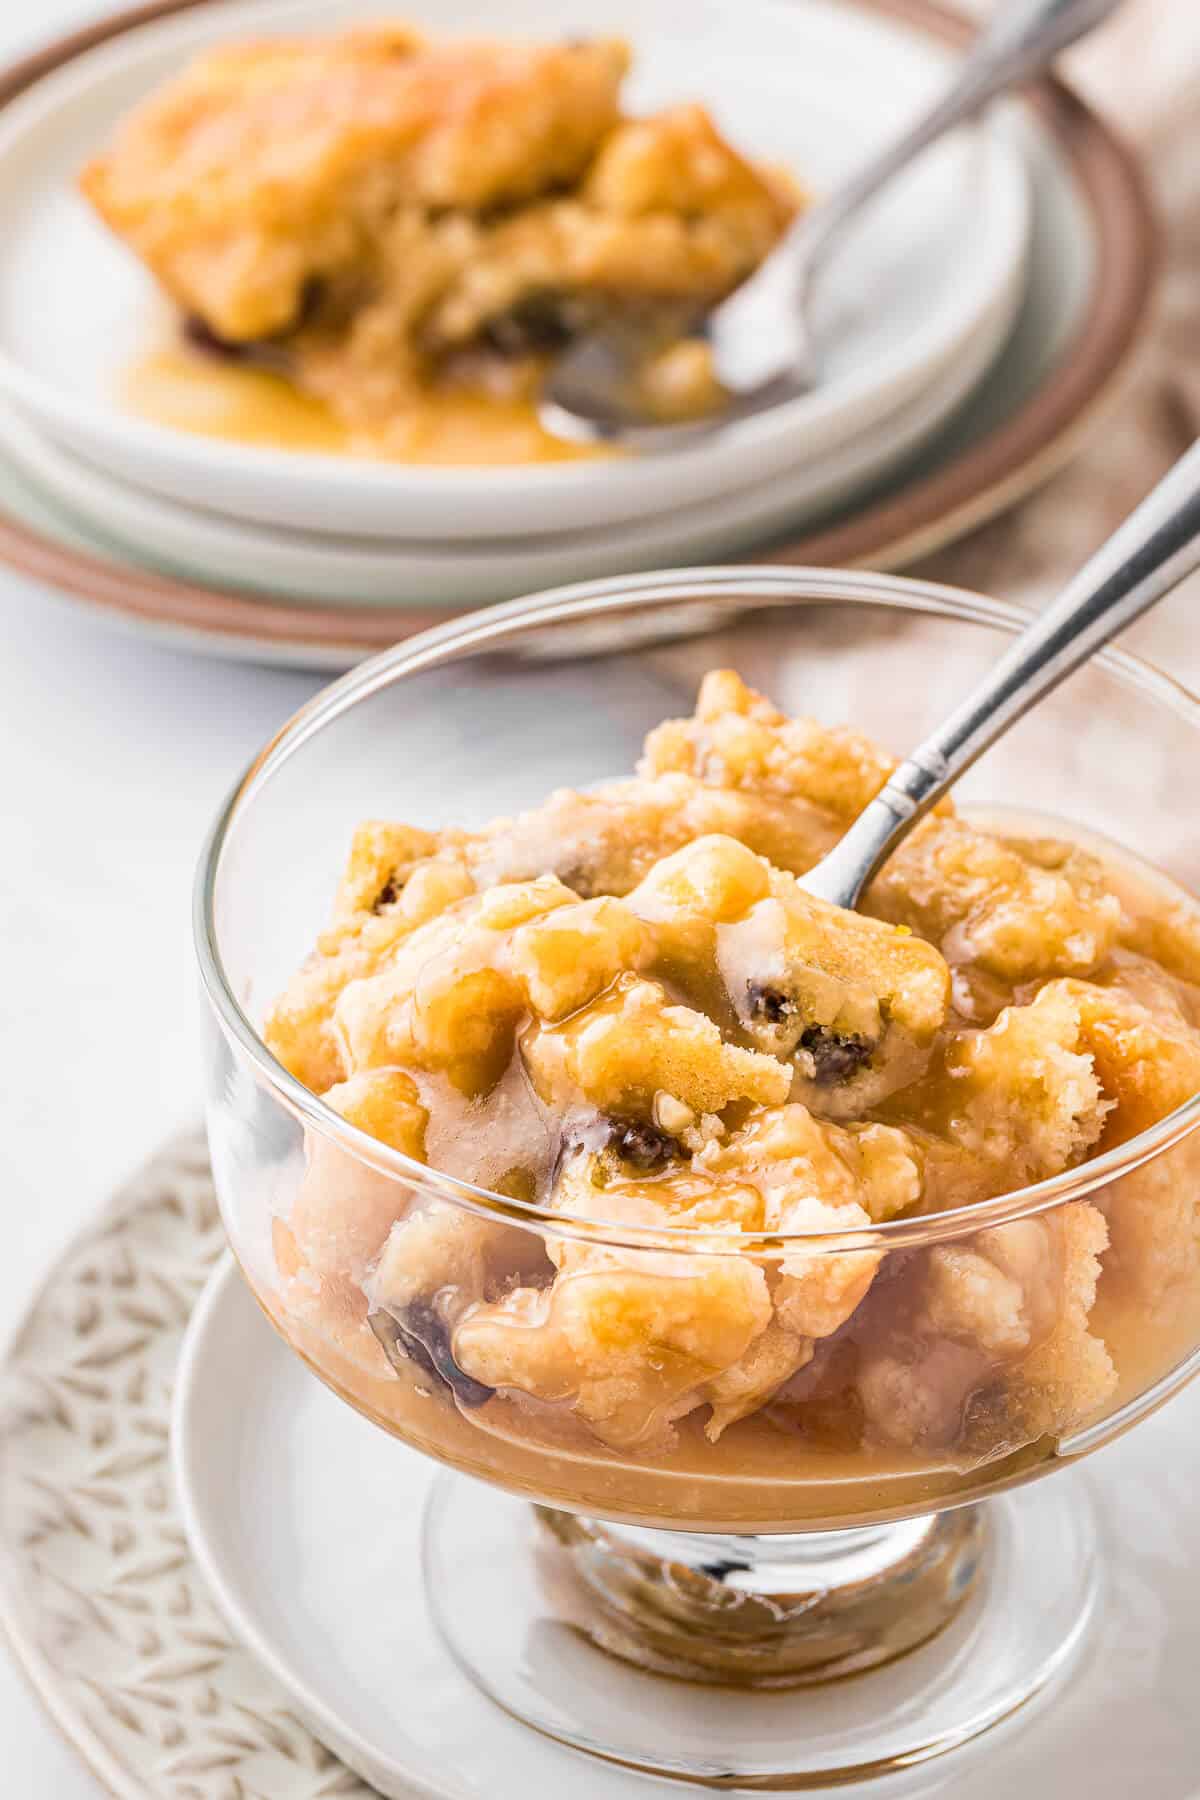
2 1 1199 1796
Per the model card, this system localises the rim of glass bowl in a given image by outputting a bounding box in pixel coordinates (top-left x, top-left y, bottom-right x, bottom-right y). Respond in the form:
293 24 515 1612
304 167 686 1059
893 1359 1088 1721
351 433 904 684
195 566 1200 1256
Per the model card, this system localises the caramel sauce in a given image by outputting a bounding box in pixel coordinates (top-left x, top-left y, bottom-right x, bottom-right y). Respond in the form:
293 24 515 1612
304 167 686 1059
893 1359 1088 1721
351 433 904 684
261 1181 1200 1537
120 344 612 467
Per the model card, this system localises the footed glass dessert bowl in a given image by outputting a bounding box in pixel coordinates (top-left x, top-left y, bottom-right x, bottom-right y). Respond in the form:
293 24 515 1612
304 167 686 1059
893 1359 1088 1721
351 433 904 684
195 569 1200 1787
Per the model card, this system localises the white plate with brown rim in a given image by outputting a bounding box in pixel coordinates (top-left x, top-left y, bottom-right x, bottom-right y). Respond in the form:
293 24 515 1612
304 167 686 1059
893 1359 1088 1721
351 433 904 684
0 0 1157 667
0 0 1030 539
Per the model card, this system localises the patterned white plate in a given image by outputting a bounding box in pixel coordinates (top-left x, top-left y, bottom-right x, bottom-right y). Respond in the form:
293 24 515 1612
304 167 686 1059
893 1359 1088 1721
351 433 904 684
0 1132 374 1800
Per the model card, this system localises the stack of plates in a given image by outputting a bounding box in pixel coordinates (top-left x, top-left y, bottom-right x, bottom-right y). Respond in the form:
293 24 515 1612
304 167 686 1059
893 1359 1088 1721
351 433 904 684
0 0 1157 667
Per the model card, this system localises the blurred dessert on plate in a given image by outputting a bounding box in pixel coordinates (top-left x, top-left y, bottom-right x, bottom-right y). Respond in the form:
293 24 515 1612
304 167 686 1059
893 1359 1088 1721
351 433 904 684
81 26 798 462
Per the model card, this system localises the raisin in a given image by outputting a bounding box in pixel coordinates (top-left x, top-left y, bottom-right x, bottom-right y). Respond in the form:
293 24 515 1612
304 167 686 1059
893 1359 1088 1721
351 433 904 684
369 1302 494 1408
372 876 400 913
183 314 292 373
745 985 875 1082
554 1113 681 1183
294 273 327 327
745 981 795 1025
604 1117 680 1170
182 278 322 368
799 1025 874 1085
183 314 253 362
481 290 583 355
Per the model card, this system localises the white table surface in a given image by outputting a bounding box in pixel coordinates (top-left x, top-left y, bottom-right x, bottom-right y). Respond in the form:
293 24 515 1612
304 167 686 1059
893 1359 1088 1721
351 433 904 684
3 3 1200 1797
0 596 317 1799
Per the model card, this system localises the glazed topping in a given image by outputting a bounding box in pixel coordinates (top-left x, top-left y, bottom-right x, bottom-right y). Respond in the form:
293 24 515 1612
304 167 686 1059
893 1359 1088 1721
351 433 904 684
318 830 952 1193
266 669 1200 1461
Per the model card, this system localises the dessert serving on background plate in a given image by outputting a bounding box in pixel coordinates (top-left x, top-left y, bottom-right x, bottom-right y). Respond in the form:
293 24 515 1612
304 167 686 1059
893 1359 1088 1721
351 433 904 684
260 666 1200 1525
0 0 1033 541
80 24 797 462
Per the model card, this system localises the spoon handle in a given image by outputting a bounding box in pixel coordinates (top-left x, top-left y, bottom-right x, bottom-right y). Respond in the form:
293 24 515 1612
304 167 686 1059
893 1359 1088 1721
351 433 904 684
801 437 1200 908
797 0 1125 278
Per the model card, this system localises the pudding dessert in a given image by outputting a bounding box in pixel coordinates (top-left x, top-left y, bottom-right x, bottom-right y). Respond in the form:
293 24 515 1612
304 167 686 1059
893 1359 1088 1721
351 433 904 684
82 27 797 461
260 671 1200 1528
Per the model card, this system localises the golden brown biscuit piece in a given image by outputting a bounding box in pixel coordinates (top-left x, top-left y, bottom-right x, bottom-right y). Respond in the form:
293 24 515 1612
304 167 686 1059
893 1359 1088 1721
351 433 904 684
333 875 577 1094
640 669 897 821
627 833 951 1116
273 1065 431 1383
523 974 791 1120
1058 977 1200 1145
1003 1203 1116 1441
453 1252 773 1450
1054 979 1200 1303
868 818 1123 987
937 983 1110 1185
444 1104 919 1449
639 674 1122 994
508 895 653 1022
697 1103 922 1229
418 105 796 355
464 774 841 896
367 1200 549 1409
265 847 476 1092
702 1321 815 1440
82 32 630 339
329 819 443 921
285 1068 427 1287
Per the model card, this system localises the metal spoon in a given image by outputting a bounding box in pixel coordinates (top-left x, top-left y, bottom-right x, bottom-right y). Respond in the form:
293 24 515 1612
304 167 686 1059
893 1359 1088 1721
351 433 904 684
797 439 1200 911
540 0 1124 449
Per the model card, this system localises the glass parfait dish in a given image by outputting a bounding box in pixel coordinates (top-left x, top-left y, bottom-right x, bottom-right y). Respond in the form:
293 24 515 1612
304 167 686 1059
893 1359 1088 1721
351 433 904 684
195 569 1200 1788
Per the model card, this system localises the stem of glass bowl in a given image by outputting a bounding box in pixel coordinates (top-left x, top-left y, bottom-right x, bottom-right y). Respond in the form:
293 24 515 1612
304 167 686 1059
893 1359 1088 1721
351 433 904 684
422 1471 1097 1783
530 1504 987 1686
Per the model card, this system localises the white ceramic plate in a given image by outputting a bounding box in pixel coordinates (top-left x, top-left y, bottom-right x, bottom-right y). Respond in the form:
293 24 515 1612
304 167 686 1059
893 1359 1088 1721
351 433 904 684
0 0 1029 540
0 280 1018 608
170 1256 1200 1800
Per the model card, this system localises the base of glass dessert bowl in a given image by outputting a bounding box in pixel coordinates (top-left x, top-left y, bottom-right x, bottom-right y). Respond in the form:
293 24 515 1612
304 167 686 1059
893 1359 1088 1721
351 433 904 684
423 1471 1098 1788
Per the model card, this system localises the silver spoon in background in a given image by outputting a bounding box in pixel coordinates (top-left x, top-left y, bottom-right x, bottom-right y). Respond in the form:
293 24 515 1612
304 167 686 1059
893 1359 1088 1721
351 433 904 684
540 0 1124 450
797 439 1200 911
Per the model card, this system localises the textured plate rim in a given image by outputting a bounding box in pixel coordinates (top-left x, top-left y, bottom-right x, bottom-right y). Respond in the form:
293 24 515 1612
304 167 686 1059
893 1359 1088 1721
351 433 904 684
0 1137 221 1800
0 0 1160 655
172 1255 450 1800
